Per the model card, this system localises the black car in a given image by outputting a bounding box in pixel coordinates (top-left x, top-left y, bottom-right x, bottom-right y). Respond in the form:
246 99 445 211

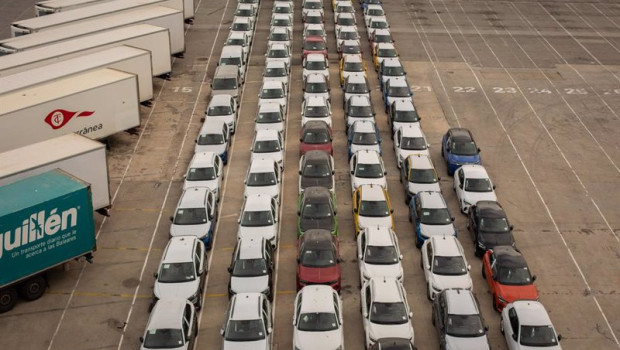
369 338 416 350
299 150 335 194
467 201 515 256
432 289 490 350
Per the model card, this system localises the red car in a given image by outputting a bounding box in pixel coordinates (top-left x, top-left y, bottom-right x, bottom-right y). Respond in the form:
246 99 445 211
302 36 328 59
296 229 341 292
300 120 333 156
482 246 539 311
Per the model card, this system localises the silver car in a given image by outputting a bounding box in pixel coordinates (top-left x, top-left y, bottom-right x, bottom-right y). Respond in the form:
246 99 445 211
221 293 272 350
140 298 197 350
169 187 218 250
227 237 274 299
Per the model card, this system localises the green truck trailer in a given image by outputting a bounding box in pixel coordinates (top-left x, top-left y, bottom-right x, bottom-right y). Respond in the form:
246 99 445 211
0 169 96 313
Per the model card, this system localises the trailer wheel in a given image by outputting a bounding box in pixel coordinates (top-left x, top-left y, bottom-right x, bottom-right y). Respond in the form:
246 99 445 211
19 276 47 301
0 288 18 313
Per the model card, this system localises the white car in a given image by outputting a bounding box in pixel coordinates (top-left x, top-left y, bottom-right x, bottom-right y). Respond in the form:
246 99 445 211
303 23 327 41
302 0 323 16
271 13 293 31
273 1 293 15
500 300 563 350
357 226 403 284
421 235 473 300
244 158 282 202
345 95 375 128
238 0 259 11
235 3 257 19
169 187 218 249
255 102 286 135
230 16 254 44
302 53 329 80
373 42 399 71
303 9 324 27
394 124 430 168
258 80 287 110
348 120 382 157
301 95 332 127
293 285 344 350
361 277 415 349
220 293 272 350
388 99 420 135
195 120 231 165
265 43 292 67
383 77 412 112
379 57 405 90
237 194 280 248
453 164 497 214
206 94 238 133
334 1 354 22
342 74 370 107
251 129 285 169
366 16 389 33
335 12 356 33
336 26 360 47
225 31 251 61
183 152 224 202
227 237 274 298
140 299 197 350
363 4 385 22
350 150 387 191
263 60 290 90
303 73 330 102
267 26 292 48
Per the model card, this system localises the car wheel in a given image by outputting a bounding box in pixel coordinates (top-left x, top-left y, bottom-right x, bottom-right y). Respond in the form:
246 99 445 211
481 264 486 279
493 295 499 312
427 283 432 301
416 235 422 249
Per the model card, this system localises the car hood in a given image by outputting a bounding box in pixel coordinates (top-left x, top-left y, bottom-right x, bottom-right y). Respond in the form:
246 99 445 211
304 92 330 101
255 122 285 133
298 264 340 283
223 339 269 350
195 144 226 154
359 216 392 230
397 148 430 161
361 261 403 280
259 97 286 108
238 225 277 241
300 175 334 190
449 153 480 165
432 273 473 291
244 185 280 199
183 179 217 191
368 322 413 343
251 152 283 164
462 191 497 205
352 177 387 190
478 232 514 249
408 182 441 195
264 76 289 86
420 223 456 238
445 334 490 350
300 216 335 232
350 144 381 155
294 329 343 350
496 283 539 304
213 89 238 98
230 275 269 294
170 222 211 239
300 143 332 155
302 116 332 127
154 280 200 300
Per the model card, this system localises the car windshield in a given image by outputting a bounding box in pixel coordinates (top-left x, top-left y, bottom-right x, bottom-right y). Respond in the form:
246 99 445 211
451 141 478 155
226 38 245 46
388 86 410 97
337 5 354 13
225 320 266 342
235 9 253 16
247 172 277 186
303 130 330 144
338 17 355 26
241 210 274 226
212 78 237 90
306 60 327 70
298 312 339 332
300 247 337 267
270 32 289 41
384 65 405 76
232 258 268 277
368 9 384 16
348 105 373 117
359 200 390 217
253 140 281 152
378 48 397 57
220 57 241 66
174 208 208 225
143 329 184 348
446 314 486 337
306 82 328 93
265 67 287 77
339 31 359 40
433 256 467 276
307 29 325 37
301 202 333 219
303 163 332 177
157 262 195 283
365 245 398 265
304 105 329 117
186 167 216 181
269 49 289 58
208 105 232 116
352 132 378 145
346 82 369 94
342 45 361 54
197 133 225 145
370 302 408 325
400 137 426 150
261 88 284 99
464 178 492 192
420 209 452 225
306 16 322 24
272 18 291 26
257 111 283 123
409 169 438 183
304 2 321 9
497 266 532 285
345 62 364 72
520 326 558 347
374 34 392 43
232 23 250 31
393 109 419 122
239 0 256 3
479 217 510 232
355 163 384 178
275 6 291 13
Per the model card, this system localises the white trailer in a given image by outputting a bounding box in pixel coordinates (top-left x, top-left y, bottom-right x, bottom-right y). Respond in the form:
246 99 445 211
0 69 140 153
0 46 153 103
11 0 190 37
0 134 111 214
0 24 172 78
35 0 117 16
1 6 184 56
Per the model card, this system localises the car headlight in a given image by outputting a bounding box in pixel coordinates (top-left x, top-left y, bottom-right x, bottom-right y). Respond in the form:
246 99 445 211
369 335 377 343
188 291 200 303
477 241 486 249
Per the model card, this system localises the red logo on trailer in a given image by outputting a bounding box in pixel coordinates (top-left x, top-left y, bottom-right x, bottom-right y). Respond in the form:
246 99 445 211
44 109 94 130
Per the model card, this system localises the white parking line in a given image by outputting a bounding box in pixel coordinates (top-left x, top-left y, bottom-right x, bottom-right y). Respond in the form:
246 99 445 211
418 0 619 346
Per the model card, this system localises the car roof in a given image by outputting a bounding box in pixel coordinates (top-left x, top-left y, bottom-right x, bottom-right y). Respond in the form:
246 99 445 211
352 120 376 133
444 289 479 315
305 95 328 106
270 26 289 34
179 187 209 208
449 128 474 142
359 184 387 201
355 149 382 164
372 28 391 36
302 186 332 203
209 94 233 106
236 3 253 9
189 152 216 168
243 193 273 211
148 298 188 330
399 124 424 138
162 236 197 263
221 45 242 55
342 39 360 46
387 77 408 87
238 237 264 259
407 154 434 170
306 53 327 61
512 301 553 326
269 43 289 50
305 73 327 83
344 54 363 63
348 95 372 106
430 236 462 257
258 102 282 113
346 74 367 84
262 80 285 89
376 42 396 49
493 246 527 268
198 119 227 135
392 99 415 110
272 13 292 19
366 4 384 10
255 129 280 140
381 57 400 66
227 31 247 39
230 293 262 320
299 285 337 313
418 191 448 209
337 12 355 18
249 158 276 173
300 229 335 249
369 277 403 302
303 150 331 163
233 16 251 23
303 120 331 132
476 201 505 218
365 226 395 246
460 164 489 178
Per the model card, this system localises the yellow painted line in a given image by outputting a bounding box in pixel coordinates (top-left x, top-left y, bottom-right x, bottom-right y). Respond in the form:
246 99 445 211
219 246 235 251
99 247 162 252
205 293 227 298
112 207 161 212
276 290 296 295
48 290 151 299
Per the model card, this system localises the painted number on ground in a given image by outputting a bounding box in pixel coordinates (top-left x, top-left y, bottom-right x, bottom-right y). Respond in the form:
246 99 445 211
564 88 587 95
528 88 552 94
453 86 477 93
412 85 432 92
172 87 193 93
602 89 620 95
493 87 517 94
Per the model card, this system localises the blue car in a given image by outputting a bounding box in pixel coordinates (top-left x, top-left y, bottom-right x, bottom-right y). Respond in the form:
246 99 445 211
441 128 481 175
408 191 457 248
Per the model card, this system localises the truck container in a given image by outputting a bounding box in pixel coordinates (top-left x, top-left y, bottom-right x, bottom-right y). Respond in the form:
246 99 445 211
0 169 96 313
0 134 110 214
35 0 118 16
0 69 141 153
0 46 153 103
1 6 185 56
0 24 172 78
11 0 188 37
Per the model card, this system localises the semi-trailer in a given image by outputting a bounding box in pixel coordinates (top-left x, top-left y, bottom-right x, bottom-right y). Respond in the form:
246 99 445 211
34 0 118 16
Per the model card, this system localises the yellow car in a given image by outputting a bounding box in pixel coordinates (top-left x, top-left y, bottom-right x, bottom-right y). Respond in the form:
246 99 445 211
373 42 399 71
339 55 367 86
352 184 394 236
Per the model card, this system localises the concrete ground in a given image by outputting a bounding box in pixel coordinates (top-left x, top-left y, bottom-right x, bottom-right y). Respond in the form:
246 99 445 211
1 0 619 349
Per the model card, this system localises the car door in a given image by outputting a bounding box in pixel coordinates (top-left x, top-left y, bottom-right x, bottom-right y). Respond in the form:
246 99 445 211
393 128 401 156
423 240 434 281
352 189 361 230
506 307 520 350
455 168 465 202
362 284 372 333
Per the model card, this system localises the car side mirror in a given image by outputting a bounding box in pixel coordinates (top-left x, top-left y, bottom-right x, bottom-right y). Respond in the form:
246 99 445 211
332 170 335 175
384 171 387 175
532 275 537 281
297 210 301 215
477 148 481 152
139 337 144 343
509 224 514 230
557 334 562 341
437 176 441 180
299 138 303 142
467 265 471 271
153 272 158 278
493 185 496 190
227 266 233 273
408 312 413 318
353 207 358 213
512 333 517 341
399 254 403 260
169 216 174 222
299 170 302 175
484 325 489 332
451 217 455 222
296 258 300 263
390 209 394 213
220 328 225 336
350 170 354 175
267 327 273 334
